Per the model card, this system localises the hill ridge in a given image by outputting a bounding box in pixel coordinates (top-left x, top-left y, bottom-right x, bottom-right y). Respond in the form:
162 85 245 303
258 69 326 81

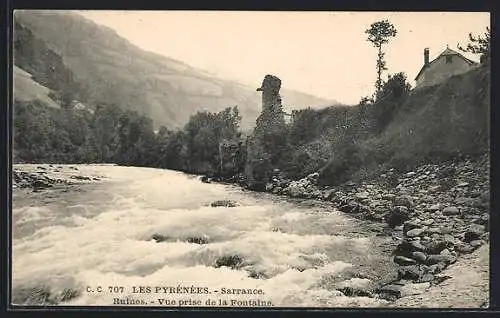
14 10 339 130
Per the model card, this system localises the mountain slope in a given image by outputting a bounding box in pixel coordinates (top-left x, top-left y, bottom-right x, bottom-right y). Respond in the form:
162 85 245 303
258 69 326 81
13 10 339 130
13 65 60 108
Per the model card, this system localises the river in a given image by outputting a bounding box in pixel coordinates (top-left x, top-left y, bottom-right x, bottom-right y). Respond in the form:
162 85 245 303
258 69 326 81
11 164 398 307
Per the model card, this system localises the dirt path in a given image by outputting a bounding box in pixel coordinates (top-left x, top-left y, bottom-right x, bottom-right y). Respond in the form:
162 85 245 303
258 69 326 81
388 243 489 308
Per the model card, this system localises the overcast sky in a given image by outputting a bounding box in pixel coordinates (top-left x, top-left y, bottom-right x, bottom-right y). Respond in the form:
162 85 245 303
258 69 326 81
80 11 489 104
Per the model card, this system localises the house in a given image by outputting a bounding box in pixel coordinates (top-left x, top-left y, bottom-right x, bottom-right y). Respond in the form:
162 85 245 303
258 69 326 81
414 47 478 89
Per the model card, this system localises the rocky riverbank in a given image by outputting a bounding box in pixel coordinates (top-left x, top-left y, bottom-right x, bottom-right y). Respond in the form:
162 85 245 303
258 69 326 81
12 164 107 192
259 154 490 304
389 243 489 308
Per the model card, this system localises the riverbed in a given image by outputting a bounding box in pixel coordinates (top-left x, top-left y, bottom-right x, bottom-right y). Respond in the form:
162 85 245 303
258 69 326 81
11 164 400 307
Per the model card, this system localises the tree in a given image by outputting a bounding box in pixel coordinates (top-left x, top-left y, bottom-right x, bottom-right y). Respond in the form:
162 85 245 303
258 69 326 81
373 72 412 131
366 20 397 99
457 27 490 64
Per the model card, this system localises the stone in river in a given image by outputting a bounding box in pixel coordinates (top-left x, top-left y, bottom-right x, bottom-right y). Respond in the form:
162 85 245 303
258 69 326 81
211 200 239 208
215 255 244 269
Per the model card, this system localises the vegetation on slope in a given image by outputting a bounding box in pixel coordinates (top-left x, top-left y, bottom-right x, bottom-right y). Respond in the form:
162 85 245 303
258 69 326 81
13 64 489 190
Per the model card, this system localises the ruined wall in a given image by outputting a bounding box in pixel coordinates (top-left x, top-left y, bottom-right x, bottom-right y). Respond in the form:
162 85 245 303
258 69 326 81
244 75 287 190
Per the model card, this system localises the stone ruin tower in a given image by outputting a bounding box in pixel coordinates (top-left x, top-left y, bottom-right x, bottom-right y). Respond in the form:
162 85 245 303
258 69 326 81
244 75 287 190
254 74 286 134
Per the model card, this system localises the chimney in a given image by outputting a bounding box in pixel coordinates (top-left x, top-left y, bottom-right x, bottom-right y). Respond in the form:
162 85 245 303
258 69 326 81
424 48 430 66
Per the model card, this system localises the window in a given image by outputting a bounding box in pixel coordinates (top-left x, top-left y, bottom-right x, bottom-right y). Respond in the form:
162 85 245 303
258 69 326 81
446 55 453 63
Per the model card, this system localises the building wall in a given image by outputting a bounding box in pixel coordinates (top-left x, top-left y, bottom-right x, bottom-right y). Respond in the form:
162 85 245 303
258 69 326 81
416 55 476 89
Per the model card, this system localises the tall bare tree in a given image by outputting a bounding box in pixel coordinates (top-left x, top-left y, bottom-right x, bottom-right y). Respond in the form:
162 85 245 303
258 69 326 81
366 20 397 99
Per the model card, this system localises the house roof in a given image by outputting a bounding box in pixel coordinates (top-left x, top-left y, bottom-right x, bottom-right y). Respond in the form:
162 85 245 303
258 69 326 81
414 47 478 81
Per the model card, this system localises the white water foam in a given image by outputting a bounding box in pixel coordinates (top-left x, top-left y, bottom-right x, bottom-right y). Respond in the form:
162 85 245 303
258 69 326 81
12 165 388 307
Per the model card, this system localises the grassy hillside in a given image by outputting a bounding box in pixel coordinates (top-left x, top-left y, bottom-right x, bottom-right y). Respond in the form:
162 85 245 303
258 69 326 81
367 66 489 168
13 65 60 108
313 65 490 185
13 10 338 130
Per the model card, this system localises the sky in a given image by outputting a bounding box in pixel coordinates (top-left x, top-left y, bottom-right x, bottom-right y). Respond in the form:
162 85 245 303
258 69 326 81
79 11 489 105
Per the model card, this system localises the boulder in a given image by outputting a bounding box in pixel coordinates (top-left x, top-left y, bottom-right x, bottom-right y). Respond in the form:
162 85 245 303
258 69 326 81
425 254 456 265
403 221 420 234
464 224 485 243
187 235 209 244
70 175 92 180
377 285 402 300
427 204 441 212
272 186 282 194
355 192 369 201
470 240 483 248
211 200 238 208
442 207 460 216
425 227 442 235
421 219 435 226
425 240 449 254
480 232 489 242
151 234 170 243
265 183 274 192
456 243 475 254
398 265 422 281
215 255 244 269
394 240 425 258
385 206 410 228
426 263 447 274
32 179 53 190
339 201 360 214
406 228 425 238
336 278 375 297
394 195 414 208
411 251 427 263
394 256 417 266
